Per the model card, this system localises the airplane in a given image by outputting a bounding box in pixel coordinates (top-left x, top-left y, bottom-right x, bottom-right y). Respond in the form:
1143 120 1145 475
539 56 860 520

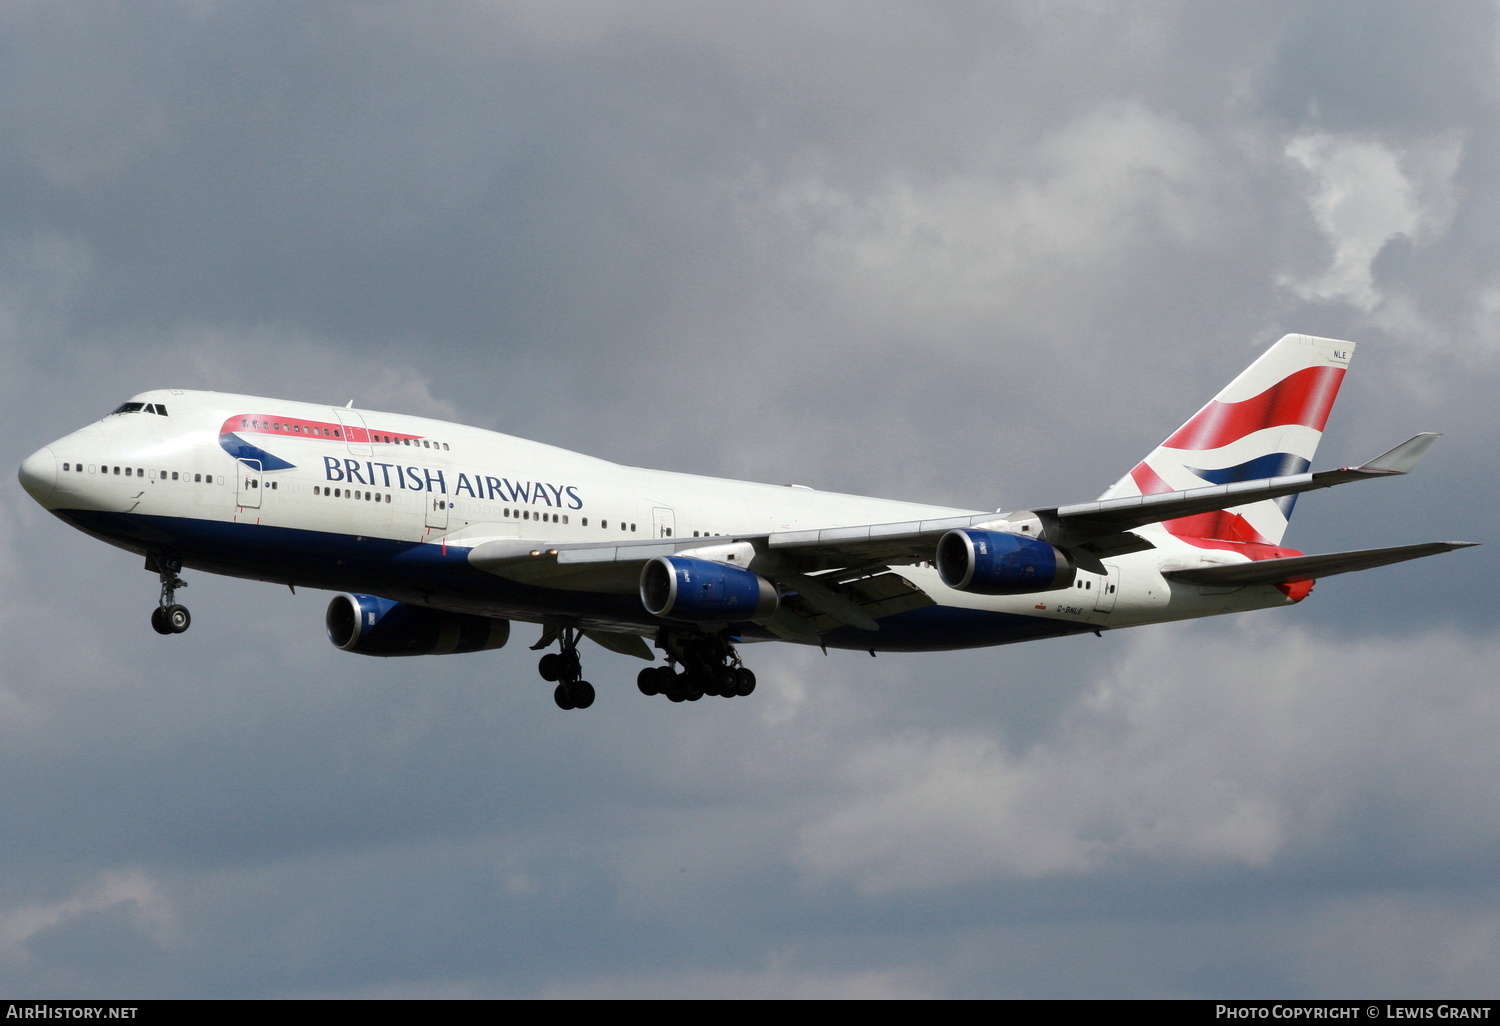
17 333 1475 710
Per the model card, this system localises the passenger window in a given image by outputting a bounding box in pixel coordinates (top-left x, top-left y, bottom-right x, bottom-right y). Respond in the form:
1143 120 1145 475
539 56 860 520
125 467 132 477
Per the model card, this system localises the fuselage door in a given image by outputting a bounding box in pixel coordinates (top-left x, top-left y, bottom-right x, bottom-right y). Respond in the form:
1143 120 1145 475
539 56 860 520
237 458 263 509
1093 563 1120 614
426 493 450 531
334 407 373 456
652 506 676 539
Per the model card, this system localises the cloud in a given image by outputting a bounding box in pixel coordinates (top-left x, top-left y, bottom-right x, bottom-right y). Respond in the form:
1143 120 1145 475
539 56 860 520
797 621 1500 894
0 870 173 961
1282 131 1463 310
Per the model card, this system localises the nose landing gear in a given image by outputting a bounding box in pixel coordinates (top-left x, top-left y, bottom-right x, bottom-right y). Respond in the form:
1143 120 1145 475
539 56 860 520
148 555 190 635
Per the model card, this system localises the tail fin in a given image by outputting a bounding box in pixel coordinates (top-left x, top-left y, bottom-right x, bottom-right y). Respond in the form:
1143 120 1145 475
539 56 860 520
1100 333 1354 547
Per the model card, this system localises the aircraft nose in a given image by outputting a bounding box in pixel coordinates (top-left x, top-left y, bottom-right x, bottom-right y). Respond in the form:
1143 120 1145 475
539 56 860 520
18 446 57 505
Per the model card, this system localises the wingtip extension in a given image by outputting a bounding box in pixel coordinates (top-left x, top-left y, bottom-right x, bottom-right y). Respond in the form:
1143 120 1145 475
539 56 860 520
1358 432 1442 474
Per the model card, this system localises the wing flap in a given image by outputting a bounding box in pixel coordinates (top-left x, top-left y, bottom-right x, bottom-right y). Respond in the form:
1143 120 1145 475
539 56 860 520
778 571 934 635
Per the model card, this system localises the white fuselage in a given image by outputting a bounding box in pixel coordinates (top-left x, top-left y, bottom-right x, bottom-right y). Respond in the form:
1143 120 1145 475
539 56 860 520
21 389 1295 651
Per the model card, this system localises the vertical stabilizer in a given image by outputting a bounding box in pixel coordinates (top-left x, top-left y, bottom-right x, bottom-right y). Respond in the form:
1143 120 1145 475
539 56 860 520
1100 334 1354 547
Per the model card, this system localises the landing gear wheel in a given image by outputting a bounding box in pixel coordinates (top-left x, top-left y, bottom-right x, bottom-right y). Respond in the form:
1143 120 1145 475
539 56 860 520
554 683 576 710
164 604 191 634
734 668 756 697
638 666 662 696
539 653 562 682
149 555 190 636
569 680 595 709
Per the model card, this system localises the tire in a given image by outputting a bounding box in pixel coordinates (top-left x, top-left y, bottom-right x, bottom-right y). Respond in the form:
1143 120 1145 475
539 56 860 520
150 607 171 635
539 653 562 681
553 682 575 710
165 604 191 634
569 680 595 709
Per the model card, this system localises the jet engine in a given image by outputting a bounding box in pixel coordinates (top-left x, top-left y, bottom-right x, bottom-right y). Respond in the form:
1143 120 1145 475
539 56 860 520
326 594 510 656
639 556 779 622
935 529 1077 595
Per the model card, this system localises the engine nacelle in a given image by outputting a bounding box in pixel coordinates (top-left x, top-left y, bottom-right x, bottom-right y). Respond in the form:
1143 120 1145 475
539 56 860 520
640 556 779 622
326 594 510 657
935 529 1077 595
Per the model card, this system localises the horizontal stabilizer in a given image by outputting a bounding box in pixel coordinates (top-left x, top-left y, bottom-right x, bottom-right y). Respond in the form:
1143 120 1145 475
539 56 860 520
1163 541 1477 587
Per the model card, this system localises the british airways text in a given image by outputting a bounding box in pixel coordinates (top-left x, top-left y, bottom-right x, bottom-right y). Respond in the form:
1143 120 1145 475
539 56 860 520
322 457 582 508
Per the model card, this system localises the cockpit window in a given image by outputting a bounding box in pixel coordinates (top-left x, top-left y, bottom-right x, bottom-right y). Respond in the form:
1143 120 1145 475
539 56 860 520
111 402 146 415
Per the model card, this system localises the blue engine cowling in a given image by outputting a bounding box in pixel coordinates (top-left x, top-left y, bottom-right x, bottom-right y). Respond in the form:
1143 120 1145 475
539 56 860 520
640 556 779 622
326 594 511 656
935 529 1077 595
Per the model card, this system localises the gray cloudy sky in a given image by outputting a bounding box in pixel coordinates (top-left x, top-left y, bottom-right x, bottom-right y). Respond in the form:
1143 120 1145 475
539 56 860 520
3 0 1498 998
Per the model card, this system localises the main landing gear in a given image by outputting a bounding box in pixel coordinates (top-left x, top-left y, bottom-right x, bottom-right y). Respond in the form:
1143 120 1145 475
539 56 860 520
636 635 756 703
537 627 595 710
148 556 191 636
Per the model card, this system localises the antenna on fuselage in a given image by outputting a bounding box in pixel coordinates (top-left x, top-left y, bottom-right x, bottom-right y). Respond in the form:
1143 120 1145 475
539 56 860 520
344 400 355 408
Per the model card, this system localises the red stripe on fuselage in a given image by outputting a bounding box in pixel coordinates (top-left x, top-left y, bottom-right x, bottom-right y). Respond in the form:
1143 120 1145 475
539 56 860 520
219 415 424 445
1162 365 1345 452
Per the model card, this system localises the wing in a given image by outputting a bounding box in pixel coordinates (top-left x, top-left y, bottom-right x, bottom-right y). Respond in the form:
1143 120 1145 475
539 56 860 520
466 434 1448 628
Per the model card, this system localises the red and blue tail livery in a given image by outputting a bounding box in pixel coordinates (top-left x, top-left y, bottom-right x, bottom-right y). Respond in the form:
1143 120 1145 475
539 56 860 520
18 333 1475 711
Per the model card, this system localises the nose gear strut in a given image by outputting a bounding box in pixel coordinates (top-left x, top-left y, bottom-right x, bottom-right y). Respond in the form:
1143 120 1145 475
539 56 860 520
147 555 191 635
